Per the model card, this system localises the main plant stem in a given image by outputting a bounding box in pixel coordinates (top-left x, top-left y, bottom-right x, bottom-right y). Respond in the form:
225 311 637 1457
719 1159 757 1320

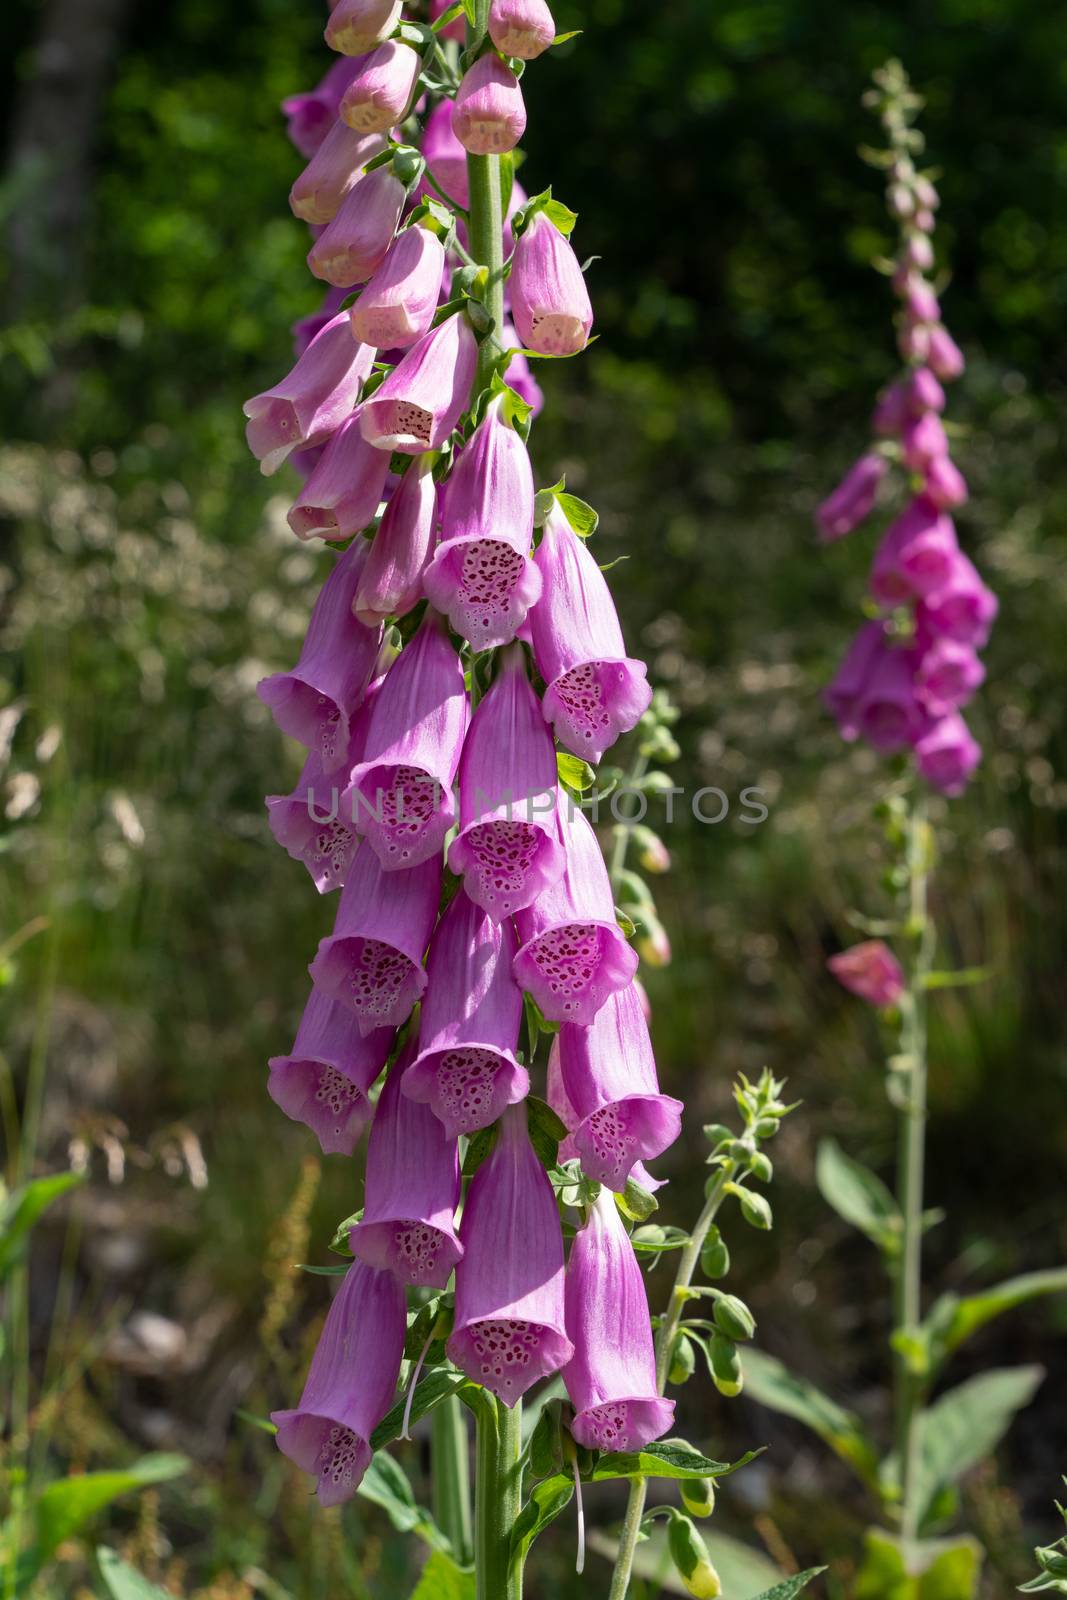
609 1170 732 1600
465 1 505 395
893 791 934 1544
474 1395 524 1600
432 1397 473 1566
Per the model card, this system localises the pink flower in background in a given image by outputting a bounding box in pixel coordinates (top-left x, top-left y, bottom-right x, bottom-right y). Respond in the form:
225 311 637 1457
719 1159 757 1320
282 58 360 158
354 454 439 624
243 311 375 475
828 941 905 1008
267 986 393 1154
287 411 391 540
924 454 968 509
916 550 998 649
870 497 958 606
815 452 887 542
914 712 982 795
927 325 965 381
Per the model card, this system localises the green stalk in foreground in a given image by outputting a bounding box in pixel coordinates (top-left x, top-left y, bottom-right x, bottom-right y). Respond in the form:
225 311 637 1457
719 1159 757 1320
432 1397 473 1567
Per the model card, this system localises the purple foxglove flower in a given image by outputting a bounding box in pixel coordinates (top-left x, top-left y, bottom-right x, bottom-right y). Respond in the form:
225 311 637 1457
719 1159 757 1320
914 711 982 796
908 366 946 414
927 324 965 382
545 1049 666 1192
452 53 527 156
290 122 387 226
528 502 651 761
308 845 441 1033
924 453 968 509
268 985 392 1154
423 397 542 648
243 311 375 476
339 40 420 134
350 1039 463 1285
448 644 564 919
360 312 479 454
898 318 931 364
904 232 935 272
257 540 382 772
308 166 406 288
870 496 959 606
871 382 908 437
403 889 528 1135
815 452 887 542
287 410 391 540
501 322 544 415
510 210 593 357
562 1188 676 1452
550 984 682 1189
824 621 889 741
513 798 638 1025
272 1259 404 1505
914 635 985 718
827 941 904 1008
350 225 446 350
283 58 359 158
447 1103 573 1404
902 411 949 472
342 610 468 867
292 286 350 359
325 0 404 55
488 0 556 58
916 551 998 648
420 98 470 208
854 643 929 754
901 276 940 324
354 454 439 624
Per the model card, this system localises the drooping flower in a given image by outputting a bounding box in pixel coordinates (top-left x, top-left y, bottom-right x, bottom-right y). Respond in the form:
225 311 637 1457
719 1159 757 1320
350 1038 463 1286
529 501 651 762
257 539 382 772
447 1103 573 1404
871 382 909 438
354 453 439 624
452 53 527 156
562 1188 676 1451
827 940 905 1008
292 286 350 359
423 395 542 648
325 0 404 56
339 40 421 134
350 225 447 350
488 0 556 59
243 311 375 476
513 797 638 1024
869 496 959 606
403 888 528 1135
913 635 985 718
927 324 965 382
823 621 889 741
908 367 945 414
509 210 593 356
914 712 982 796
915 550 998 648
308 165 406 288
360 312 479 454
282 58 360 159
923 454 968 510
448 644 564 919
851 640 929 753
287 410 392 540
901 411 949 473
272 1260 405 1504
267 985 393 1154
308 845 441 1034
815 452 888 542
290 123 388 226
342 609 468 867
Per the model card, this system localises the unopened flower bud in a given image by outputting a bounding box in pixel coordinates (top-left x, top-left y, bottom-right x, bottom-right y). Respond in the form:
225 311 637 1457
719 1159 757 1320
924 453 968 509
699 1227 729 1279
452 53 527 155
668 1332 696 1386
827 940 904 1008
339 40 421 134
351 224 446 350
510 210 593 356
668 1511 722 1599
488 0 556 59
927 324 965 382
712 1294 755 1343
325 0 403 56
708 1331 743 1397
679 1476 716 1519
904 232 934 272
888 182 914 220
898 319 930 364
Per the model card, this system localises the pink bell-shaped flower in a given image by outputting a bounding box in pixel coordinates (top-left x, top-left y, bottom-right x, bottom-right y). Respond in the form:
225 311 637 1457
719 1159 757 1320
815 452 887 542
308 166 406 288
827 941 905 1008
287 409 391 541
488 0 556 59
290 123 388 226
360 313 479 454
339 40 421 134
267 985 393 1154
915 711 982 796
243 311 375 476
824 621 890 742
452 52 527 156
914 635 985 719
325 0 404 56
354 454 440 624
509 210 593 356
870 496 959 606
350 225 447 350
916 551 998 649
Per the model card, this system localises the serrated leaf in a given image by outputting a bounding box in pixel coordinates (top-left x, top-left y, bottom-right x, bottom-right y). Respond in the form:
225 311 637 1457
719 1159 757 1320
816 1138 902 1254
511 1475 574 1565
33 1455 188 1570
742 1348 879 1486
97 1548 175 1600
590 1442 760 1483
749 1569 828 1600
371 1369 470 1450
408 1550 475 1600
0 1169 84 1280
555 491 598 537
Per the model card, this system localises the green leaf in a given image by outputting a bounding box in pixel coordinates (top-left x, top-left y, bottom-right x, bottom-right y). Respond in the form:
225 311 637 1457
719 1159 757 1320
894 1366 1044 1521
631 1224 690 1255
235 1408 278 1435
854 1529 982 1599
33 1454 188 1570
461 1121 498 1178
542 198 579 236
616 1175 659 1222
498 150 515 218
925 1269 1067 1361
920 967 993 990
511 1475 574 1565
371 1369 470 1450
742 1348 879 1485
329 1210 361 1255
590 1441 760 1483
408 1550 475 1600
749 1569 828 1600
555 491 598 537
526 1095 569 1169
358 1453 450 1553
556 750 596 792
97 1548 175 1600
551 29 583 44
0 1169 84 1279
816 1138 902 1254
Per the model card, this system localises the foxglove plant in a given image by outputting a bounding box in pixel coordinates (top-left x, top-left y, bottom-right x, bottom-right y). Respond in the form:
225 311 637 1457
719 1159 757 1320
248 7 801 1598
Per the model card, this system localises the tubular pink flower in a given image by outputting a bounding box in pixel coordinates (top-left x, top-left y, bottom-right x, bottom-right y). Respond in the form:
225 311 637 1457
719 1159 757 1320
243 311 375 476
360 313 479 454
420 97 470 208
350 225 446 349
308 845 441 1034
827 940 905 1008
268 985 392 1154
257 540 382 772
854 643 929 754
342 610 468 867
901 276 940 324
551 984 682 1189
325 0 403 56
283 58 360 158
915 551 998 648
927 325 965 381
824 621 889 741
339 40 420 133
529 502 651 761
815 452 887 542
272 1260 405 1505
898 319 931 364
908 366 945 414
513 798 638 1025
914 635 985 718
563 1188 675 1452
546 1048 665 1192
290 123 388 226
447 1104 573 1405
914 711 982 796
354 454 439 624
403 889 528 1136
452 53 527 156
287 411 391 540
924 454 968 509
902 411 949 472
350 1039 463 1286
904 232 934 272
308 166 406 288
510 210 593 356
448 644 564 919
423 397 542 647
871 382 908 437
488 0 556 59
870 496 959 606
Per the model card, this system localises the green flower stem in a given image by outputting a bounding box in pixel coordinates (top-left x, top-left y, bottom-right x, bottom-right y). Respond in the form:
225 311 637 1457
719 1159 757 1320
608 1168 735 1600
465 0 505 395
475 1393 524 1600
892 790 935 1543
432 1396 473 1567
